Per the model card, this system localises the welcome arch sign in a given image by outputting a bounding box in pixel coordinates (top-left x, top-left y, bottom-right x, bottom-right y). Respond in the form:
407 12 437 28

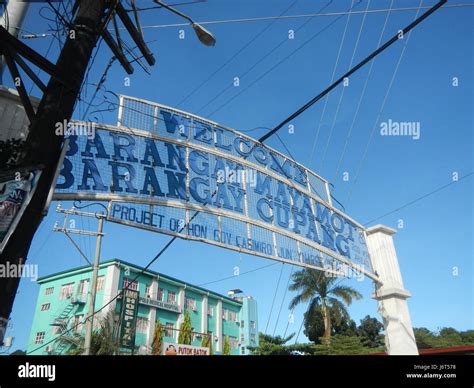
52 95 377 281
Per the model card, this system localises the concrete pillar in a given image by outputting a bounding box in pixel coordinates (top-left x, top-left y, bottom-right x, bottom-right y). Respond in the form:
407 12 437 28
176 286 186 331
146 277 159 349
216 299 223 352
201 295 208 335
101 263 120 317
366 225 418 355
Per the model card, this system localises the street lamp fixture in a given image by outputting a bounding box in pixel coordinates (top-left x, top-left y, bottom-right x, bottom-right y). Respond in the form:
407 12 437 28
153 0 216 47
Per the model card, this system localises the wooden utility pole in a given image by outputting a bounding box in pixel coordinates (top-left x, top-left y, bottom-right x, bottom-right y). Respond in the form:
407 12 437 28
0 0 109 344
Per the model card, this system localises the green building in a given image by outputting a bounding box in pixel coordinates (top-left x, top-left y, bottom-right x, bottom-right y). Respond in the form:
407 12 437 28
27 259 259 355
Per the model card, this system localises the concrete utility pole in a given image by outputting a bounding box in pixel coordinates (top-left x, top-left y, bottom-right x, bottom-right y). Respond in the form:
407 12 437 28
54 204 107 355
0 0 30 82
0 0 108 345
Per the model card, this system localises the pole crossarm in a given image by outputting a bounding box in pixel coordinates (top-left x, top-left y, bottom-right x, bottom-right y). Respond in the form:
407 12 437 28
0 26 74 90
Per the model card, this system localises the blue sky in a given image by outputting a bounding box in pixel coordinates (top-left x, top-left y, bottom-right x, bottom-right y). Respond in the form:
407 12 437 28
2 0 473 352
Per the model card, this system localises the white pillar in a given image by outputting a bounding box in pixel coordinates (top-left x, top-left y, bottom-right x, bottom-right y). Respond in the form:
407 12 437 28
201 295 208 335
146 277 159 348
366 225 418 355
216 299 223 352
101 263 120 317
176 286 186 330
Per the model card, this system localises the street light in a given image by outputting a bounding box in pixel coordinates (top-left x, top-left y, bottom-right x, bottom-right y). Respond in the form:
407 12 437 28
153 0 216 46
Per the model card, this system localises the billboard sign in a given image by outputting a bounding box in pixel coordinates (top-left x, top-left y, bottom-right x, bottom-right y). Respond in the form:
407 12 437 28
53 95 375 280
119 289 139 350
0 171 41 253
162 342 210 356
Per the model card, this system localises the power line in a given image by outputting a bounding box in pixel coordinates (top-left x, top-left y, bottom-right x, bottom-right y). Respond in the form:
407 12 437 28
346 0 424 203
264 263 285 334
319 0 372 172
363 172 474 226
196 0 337 116
175 0 300 108
134 4 474 29
272 266 294 336
205 1 361 118
198 262 278 287
258 0 446 144
334 0 395 179
309 0 357 167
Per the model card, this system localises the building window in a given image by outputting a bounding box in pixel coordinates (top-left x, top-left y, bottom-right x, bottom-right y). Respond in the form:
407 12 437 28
59 283 74 300
250 333 256 343
240 334 245 342
207 305 214 316
40 303 50 311
185 296 196 311
78 279 89 295
72 315 84 333
222 309 228 320
145 284 152 298
241 347 246 354
167 291 176 304
157 288 164 301
45 287 54 295
228 310 238 322
164 322 174 338
122 277 138 291
136 317 149 333
241 320 244 328
96 276 105 292
228 336 238 349
34 332 45 344
250 320 256 329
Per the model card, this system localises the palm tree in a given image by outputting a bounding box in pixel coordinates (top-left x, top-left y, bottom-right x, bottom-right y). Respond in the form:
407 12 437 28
289 269 362 343
64 311 120 355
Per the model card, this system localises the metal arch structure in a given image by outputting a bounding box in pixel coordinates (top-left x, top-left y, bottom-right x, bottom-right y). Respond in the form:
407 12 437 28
52 95 378 282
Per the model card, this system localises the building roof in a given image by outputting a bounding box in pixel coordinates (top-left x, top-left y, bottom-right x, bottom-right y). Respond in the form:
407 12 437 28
37 258 242 304
368 345 474 356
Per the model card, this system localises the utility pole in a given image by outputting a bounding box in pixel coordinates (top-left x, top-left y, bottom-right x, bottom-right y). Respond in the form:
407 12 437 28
54 204 107 355
0 0 109 345
0 0 30 82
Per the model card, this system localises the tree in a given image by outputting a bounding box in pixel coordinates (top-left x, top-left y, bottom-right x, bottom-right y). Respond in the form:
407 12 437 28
201 333 213 355
248 333 295 355
65 312 120 355
289 269 362 343
312 335 379 355
178 311 192 345
357 315 384 348
9 349 26 356
413 327 435 349
222 336 231 355
151 320 164 355
303 305 358 343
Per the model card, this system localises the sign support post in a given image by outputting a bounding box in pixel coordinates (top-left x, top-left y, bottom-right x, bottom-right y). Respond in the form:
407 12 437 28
366 225 418 355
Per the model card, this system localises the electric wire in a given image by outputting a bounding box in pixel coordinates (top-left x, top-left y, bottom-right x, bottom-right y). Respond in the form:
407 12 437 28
346 0 424 203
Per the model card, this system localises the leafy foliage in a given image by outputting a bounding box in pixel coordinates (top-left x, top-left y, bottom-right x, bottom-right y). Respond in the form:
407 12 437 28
178 311 192 345
151 319 164 355
357 315 384 348
65 312 120 355
222 336 231 355
201 334 213 355
414 327 474 349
